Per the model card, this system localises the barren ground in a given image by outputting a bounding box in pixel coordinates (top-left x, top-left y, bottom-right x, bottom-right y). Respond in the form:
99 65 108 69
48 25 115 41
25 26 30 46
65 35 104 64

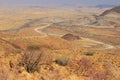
0 7 120 80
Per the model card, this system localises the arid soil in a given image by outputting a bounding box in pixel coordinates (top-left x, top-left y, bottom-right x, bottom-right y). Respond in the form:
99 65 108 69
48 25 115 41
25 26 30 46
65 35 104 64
0 7 120 80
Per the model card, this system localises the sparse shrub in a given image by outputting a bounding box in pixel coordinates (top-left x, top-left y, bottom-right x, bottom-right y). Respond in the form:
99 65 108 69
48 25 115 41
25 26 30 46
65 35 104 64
13 49 21 54
68 57 93 74
68 58 113 80
19 50 53 73
27 45 41 50
84 52 95 56
55 56 69 66
84 69 108 80
19 51 43 73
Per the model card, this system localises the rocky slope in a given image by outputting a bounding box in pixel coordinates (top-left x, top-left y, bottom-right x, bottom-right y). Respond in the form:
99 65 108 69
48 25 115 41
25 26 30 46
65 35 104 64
91 6 120 28
100 6 120 16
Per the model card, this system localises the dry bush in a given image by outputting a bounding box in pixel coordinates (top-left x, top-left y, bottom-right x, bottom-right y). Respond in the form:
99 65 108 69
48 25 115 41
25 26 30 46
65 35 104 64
68 57 113 80
68 57 93 74
84 62 114 80
19 50 53 73
84 69 108 80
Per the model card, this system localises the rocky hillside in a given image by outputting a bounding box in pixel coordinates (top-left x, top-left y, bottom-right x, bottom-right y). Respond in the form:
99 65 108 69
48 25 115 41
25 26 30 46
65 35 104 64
100 6 120 16
91 6 120 28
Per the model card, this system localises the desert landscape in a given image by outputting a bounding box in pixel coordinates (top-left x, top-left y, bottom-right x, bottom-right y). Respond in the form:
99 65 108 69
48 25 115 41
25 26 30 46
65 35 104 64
0 3 120 80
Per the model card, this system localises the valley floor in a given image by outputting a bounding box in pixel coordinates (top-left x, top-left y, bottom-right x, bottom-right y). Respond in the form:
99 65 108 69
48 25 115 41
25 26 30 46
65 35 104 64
0 7 120 80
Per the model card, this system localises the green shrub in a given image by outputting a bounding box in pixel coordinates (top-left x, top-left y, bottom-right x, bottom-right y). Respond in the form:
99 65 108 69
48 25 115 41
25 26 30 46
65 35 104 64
27 45 40 50
55 56 69 66
84 52 94 56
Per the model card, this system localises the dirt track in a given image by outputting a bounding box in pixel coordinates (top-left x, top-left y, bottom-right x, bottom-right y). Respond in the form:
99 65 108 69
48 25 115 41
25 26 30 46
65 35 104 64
34 22 116 50
0 17 116 50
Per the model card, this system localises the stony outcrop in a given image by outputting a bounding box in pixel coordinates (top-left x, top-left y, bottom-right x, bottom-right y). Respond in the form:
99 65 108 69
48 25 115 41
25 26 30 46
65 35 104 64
61 33 81 41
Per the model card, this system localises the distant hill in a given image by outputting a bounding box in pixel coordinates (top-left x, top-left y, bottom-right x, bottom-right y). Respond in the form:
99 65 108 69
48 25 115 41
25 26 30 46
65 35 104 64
89 6 120 28
100 6 120 16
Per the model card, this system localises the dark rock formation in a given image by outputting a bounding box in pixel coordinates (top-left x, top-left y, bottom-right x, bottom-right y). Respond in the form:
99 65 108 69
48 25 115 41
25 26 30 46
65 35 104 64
61 33 81 41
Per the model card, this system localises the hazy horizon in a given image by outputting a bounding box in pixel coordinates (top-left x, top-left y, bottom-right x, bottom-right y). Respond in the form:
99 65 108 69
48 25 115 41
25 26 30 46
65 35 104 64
0 0 120 7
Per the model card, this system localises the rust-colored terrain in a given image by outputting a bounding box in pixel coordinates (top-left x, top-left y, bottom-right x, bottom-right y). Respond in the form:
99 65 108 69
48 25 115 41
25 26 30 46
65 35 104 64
0 6 120 80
